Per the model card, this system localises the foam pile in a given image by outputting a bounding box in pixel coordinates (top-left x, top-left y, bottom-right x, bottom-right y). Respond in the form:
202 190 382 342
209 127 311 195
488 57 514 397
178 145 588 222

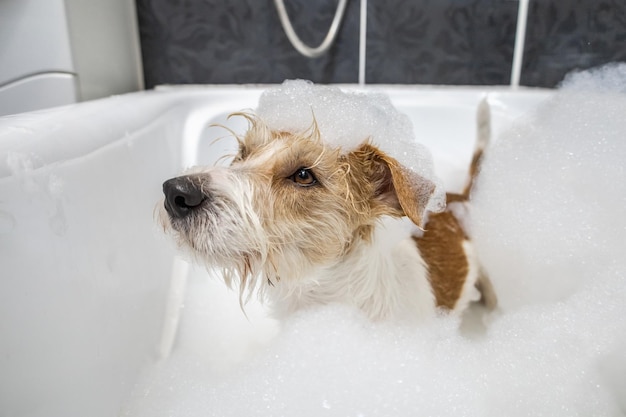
472 63 626 310
256 79 446 214
123 67 626 416
470 62 626 412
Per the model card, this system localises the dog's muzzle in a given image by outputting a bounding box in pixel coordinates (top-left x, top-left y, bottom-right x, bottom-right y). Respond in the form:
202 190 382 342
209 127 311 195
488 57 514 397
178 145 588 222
163 176 207 218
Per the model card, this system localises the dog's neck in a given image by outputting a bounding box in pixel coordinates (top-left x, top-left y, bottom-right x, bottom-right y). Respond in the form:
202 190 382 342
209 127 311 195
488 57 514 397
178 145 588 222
266 216 436 321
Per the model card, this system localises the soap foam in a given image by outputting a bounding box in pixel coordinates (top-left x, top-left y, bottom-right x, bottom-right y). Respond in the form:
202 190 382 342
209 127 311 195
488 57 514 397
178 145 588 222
559 62 626 93
123 67 626 416
472 64 626 310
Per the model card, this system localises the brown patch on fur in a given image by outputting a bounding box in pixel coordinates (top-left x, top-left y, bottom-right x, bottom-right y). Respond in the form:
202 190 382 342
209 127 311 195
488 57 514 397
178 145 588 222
445 192 467 204
414 202 469 310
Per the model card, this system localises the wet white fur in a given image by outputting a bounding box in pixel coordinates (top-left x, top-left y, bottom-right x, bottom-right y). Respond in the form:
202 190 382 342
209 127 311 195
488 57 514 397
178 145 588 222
268 217 436 321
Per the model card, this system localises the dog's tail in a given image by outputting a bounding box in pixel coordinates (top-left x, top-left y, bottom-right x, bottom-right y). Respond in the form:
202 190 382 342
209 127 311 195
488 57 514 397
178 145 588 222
473 99 498 311
463 97 491 198
447 97 498 310
447 97 491 204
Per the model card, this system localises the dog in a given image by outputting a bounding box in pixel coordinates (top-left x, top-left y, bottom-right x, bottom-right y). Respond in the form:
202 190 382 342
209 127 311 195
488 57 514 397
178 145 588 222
158 92 496 322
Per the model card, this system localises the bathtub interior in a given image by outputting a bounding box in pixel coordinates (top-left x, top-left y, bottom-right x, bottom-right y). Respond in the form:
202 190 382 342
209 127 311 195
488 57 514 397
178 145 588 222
125 78 626 417
0 85 554 416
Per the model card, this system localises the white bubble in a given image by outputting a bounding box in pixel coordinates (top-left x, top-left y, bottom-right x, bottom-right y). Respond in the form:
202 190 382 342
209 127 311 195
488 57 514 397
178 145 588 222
559 62 626 93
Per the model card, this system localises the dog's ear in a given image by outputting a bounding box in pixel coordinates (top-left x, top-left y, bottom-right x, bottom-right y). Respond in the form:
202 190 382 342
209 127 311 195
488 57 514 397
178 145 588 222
349 143 436 227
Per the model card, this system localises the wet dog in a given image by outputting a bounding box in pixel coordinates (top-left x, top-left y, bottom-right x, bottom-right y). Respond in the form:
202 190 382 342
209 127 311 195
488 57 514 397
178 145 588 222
158 98 496 321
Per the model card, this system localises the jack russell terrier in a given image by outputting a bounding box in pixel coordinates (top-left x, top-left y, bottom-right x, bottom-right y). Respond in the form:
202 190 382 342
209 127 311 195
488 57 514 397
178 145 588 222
158 86 496 322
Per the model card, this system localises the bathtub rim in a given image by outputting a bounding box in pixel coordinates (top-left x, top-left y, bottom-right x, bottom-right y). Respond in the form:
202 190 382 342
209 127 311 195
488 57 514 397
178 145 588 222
0 84 554 180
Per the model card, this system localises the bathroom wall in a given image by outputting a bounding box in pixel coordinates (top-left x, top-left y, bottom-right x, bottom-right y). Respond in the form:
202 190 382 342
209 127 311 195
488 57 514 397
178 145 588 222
136 0 626 88
135 0 360 85
522 0 626 87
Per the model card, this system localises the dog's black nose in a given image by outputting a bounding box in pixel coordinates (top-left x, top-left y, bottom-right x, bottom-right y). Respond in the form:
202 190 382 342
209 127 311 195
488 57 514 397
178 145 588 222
163 176 207 218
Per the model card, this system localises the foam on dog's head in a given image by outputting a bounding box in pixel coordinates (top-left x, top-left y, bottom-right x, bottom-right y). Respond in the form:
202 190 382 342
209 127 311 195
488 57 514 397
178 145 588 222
256 80 446 215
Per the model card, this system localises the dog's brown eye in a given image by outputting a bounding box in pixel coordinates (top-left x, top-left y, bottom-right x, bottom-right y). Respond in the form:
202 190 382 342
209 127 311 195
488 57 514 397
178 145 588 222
291 168 317 186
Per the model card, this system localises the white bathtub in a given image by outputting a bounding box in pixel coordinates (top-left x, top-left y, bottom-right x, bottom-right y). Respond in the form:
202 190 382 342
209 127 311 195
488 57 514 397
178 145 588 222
0 85 552 416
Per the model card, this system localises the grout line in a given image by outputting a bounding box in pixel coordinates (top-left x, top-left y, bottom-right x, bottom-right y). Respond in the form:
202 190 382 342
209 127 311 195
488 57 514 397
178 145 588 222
510 0 529 88
358 0 367 86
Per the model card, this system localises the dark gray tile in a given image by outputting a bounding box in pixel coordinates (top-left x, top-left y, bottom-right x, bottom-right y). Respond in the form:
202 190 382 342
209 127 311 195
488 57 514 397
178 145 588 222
365 0 518 84
136 0 360 87
521 0 626 87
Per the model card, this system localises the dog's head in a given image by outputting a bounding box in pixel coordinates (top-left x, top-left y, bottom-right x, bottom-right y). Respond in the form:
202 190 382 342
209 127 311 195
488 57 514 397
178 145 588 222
158 114 436 298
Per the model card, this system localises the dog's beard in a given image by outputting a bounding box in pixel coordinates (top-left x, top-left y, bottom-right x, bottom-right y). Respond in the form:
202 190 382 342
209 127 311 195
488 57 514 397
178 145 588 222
159 175 270 299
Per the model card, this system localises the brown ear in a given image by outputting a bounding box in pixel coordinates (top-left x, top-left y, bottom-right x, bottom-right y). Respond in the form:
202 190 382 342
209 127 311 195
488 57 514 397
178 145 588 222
350 143 436 227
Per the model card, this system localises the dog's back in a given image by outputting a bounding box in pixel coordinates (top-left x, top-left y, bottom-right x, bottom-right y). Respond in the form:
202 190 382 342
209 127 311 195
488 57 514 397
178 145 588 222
413 98 497 312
